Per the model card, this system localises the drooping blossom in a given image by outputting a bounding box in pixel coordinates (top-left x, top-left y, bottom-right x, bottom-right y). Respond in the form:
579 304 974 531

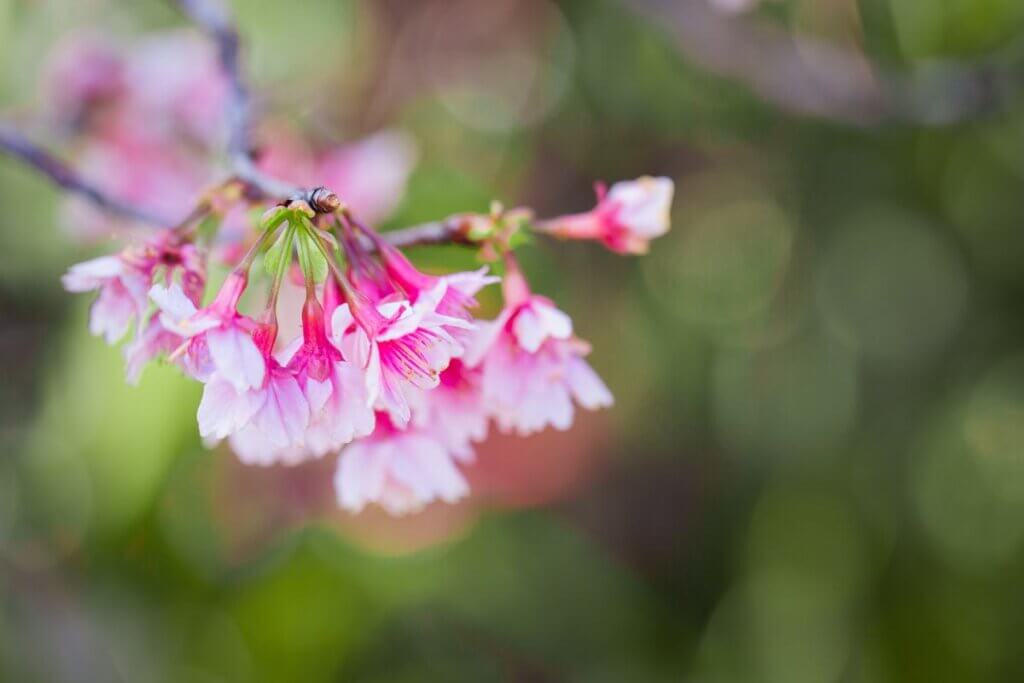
408 360 489 463
150 271 264 391
372 235 498 345
62 254 149 344
279 296 375 459
334 412 470 515
540 176 674 255
122 317 188 385
220 362 311 466
464 256 613 435
62 230 205 345
331 283 471 427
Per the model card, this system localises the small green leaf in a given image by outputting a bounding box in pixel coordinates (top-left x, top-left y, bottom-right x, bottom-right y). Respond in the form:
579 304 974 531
507 223 534 249
264 223 293 277
258 205 286 230
297 228 328 284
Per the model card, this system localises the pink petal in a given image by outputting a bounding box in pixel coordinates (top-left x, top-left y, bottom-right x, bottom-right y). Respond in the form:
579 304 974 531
206 326 265 391
197 376 263 440
89 280 137 344
149 282 199 328
511 306 546 353
336 441 389 512
62 255 123 292
606 176 674 238
250 373 309 451
568 357 614 409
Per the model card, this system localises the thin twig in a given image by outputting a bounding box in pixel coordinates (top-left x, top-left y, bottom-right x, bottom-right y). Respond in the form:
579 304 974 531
0 119 467 246
0 123 174 225
171 0 473 246
0 0 474 249
171 0 312 204
626 0 1018 126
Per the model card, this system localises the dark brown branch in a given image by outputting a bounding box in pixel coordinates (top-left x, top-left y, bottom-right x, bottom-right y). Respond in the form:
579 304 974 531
0 123 174 225
626 0 1016 126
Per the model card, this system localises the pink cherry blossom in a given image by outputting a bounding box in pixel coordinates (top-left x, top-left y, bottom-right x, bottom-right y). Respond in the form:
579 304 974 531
43 32 124 126
464 261 613 435
542 176 674 255
279 297 376 459
150 271 265 391
123 31 227 146
62 255 149 344
62 230 204 345
376 238 498 324
223 362 311 466
59 125 212 240
122 317 186 385
334 412 469 515
331 284 471 427
408 360 489 463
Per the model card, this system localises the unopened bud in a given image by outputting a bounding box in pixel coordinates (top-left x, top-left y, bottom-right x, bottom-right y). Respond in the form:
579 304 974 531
308 187 341 213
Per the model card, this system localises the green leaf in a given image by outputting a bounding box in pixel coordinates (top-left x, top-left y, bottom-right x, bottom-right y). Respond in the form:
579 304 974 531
258 205 286 231
507 223 534 249
296 226 328 284
264 223 293 278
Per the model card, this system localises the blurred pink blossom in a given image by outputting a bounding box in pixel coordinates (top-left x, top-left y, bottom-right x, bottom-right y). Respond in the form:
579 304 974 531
334 412 469 515
541 176 674 254
465 258 613 435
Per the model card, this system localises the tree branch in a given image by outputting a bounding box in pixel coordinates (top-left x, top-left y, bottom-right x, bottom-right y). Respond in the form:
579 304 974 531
0 123 174 225
626 0 1018 126
171 0 316 204
0 0 473 250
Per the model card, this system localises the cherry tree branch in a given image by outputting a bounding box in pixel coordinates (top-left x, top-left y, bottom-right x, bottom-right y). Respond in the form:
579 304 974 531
0 0 472 249
0 123 174 225
171 0 475 246
170 0 324 205
0 120 468 245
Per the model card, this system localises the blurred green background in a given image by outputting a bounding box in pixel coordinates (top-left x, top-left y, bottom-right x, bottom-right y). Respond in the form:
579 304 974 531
4 0 1024 681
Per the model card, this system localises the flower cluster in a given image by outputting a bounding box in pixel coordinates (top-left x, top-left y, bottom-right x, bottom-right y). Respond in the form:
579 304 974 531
63 175 673 514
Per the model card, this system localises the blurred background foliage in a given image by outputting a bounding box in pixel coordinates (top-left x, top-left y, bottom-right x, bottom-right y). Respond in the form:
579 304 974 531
3 0 1024 681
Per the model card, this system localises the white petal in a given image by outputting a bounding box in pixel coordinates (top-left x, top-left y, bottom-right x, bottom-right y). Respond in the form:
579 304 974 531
512 307 546 353
535 302 573 340
197 377 262 440
607 176 674 238
568 357 614 409
207 326 265 391
62 256 123 292
149 283 198 326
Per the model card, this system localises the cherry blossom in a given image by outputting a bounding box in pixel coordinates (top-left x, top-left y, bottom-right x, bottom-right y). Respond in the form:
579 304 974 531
331 285 471 427
541 176 674 254
465 258 613 435
334 412 469 515
150 271 264 391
